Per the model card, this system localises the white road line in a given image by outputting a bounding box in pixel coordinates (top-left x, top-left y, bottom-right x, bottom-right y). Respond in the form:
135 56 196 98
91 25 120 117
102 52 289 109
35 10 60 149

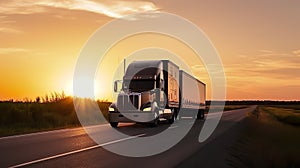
0 124 110 141
168 125 179 129
180 117 193 119
207 108 245 116
206 107 251 119
9 133 146 168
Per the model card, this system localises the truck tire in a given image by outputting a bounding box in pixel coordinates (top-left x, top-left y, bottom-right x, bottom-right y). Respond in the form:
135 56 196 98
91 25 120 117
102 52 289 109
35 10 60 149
149 108 159 127
150 118 159 127
197 109 205 120
168 114 175 124
110 122 118 128
168 109 176 124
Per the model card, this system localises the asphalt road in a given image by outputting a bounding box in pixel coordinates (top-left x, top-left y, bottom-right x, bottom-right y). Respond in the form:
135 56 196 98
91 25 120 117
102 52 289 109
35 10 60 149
0 106 257 168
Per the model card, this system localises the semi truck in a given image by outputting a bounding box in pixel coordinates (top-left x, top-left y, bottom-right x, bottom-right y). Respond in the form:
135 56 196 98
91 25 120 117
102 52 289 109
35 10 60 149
108 60 206 128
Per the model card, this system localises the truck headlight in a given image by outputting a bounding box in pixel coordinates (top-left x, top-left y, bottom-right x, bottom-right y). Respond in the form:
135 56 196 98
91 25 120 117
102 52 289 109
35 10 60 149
109 107 115 111
143 107 151 111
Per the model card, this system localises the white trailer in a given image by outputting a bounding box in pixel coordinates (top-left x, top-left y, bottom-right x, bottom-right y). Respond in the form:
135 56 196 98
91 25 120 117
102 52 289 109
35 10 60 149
179 70 206 119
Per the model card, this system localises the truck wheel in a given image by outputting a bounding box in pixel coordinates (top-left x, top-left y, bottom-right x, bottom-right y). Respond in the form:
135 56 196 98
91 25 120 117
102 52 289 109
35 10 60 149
149 109 159 127
110 122 118 128
197 110 205 120
168 109 176 124
174 109 178 120
177 112 182 120
168 114 175 124
150 118 159 127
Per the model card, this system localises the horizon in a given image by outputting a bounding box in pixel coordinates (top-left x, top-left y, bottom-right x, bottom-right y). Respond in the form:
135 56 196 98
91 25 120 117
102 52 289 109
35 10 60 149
1 92 299 103
1 0 299 101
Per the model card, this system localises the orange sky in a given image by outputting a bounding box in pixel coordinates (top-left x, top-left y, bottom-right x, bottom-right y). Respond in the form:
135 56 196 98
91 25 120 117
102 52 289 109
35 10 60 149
0 0 299 101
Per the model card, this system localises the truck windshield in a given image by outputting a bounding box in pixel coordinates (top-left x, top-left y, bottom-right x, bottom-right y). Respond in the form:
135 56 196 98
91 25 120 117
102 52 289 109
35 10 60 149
124 80 155 92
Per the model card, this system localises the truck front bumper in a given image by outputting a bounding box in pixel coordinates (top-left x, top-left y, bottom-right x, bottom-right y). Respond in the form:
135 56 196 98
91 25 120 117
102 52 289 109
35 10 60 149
109 111 157 123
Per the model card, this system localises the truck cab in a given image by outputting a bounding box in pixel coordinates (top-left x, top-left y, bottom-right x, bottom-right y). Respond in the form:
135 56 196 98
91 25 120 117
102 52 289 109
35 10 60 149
108 60 176 127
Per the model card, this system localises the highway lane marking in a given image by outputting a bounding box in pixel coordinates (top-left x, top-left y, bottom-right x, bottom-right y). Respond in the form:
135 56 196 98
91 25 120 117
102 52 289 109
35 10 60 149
9 133 146 168
207 107 251 116
168 125 179 129
183 107 253 123
0 124 110 141
207 110 236 116
180 117 193 119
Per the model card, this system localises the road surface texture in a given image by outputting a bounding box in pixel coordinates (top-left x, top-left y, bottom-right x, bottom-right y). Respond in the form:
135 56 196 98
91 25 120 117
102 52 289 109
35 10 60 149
0 106 257 168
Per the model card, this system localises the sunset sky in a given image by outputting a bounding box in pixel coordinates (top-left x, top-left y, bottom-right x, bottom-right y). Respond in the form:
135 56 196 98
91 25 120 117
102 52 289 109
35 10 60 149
0 0 299 101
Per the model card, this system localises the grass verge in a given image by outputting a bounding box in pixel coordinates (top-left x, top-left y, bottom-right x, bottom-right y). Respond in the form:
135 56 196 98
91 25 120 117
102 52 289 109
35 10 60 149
0 101 247 137
226 106 300 167
263 106 300 126
0 98 110 137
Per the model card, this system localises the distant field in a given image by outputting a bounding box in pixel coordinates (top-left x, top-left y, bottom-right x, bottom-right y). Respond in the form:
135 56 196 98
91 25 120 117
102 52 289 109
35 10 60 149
268 105 300 110
227 105 300 167
261 106 300 126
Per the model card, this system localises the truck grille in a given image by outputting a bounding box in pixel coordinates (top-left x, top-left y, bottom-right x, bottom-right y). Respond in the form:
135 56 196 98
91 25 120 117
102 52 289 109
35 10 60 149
117 94 128 111
130 94 139 110
117 94 140 111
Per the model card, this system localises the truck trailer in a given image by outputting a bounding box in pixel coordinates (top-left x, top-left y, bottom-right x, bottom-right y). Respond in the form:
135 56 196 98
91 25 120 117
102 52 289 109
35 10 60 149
108 60 206 128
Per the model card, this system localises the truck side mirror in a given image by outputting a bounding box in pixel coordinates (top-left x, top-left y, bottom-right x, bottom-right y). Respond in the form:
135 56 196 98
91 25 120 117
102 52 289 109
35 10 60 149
114 80 123 92
114 81 117 92
160 80 164 90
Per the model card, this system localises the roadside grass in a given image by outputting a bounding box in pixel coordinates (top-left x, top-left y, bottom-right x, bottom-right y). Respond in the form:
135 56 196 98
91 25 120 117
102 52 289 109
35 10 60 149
268 105 300 111
0 101 248 137
262 106 300 126
0 98 110 137
226 106 300 167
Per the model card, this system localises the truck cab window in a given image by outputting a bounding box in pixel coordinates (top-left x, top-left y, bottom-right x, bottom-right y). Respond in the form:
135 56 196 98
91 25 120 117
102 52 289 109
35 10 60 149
127 80 155 93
